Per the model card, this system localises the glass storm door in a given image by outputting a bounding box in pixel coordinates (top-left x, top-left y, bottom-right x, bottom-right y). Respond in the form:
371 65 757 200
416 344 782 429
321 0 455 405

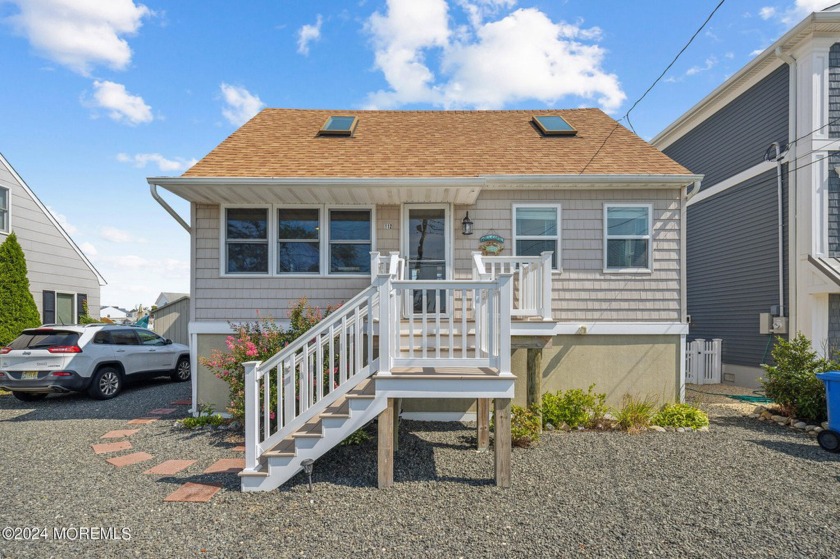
404 205 449 314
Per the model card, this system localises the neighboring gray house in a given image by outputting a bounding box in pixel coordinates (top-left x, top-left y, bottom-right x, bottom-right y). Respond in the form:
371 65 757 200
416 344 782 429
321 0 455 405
652 6 840 386
151 295 189 345
0 153 106 323
155 291 189 308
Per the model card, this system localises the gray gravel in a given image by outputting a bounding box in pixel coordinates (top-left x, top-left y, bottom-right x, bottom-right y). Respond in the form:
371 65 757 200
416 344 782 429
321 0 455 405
1 382 838 559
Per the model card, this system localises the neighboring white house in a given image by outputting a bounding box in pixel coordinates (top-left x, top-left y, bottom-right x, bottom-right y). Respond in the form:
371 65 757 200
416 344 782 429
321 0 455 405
0 153 105 323
99 306 129 323
653 6 840 386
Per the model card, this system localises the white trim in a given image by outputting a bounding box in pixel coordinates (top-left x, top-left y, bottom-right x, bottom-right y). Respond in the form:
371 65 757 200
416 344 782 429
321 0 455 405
401 203 452 280
0 153 106 285
603 203 653 273
686 161 778 207
510 321 689 336
512 203 562 271
679 334 687 403
400 412 477 422
189 331 198 416
188 320 294 335
0 184 9 234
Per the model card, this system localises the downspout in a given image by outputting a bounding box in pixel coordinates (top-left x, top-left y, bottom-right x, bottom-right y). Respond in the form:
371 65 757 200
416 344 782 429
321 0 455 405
149 182 191 233
775 47 796 331
766 142 787 318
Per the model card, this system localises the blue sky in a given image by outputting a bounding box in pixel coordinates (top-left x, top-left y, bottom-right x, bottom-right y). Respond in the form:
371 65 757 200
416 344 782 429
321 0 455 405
0 0 832 309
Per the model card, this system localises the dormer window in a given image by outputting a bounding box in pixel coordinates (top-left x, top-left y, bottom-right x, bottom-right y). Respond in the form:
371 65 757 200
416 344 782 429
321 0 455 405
532 115 576 136
318 116 358 136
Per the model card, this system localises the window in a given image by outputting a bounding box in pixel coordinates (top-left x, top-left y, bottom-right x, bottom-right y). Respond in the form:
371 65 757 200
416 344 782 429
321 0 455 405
329 209 371 274
318 115 358 136
604 205 652 271
225 208 268 274
111 330 139 345
93 331 113 344
532 115 576 136
278 208 320 274
513 205 561 269
0 186 8 233
137 329 166 346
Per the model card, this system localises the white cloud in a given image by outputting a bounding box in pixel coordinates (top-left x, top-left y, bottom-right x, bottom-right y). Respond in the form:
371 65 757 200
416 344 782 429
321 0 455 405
79 241 98 258
685 56 718 76
219 83 265 126
100 226 137 243
46 206 77 234
117 152 197 172
4 0 151 75
759 6 777 19
297 15 323 55
364 2 625 112
90 80 153 125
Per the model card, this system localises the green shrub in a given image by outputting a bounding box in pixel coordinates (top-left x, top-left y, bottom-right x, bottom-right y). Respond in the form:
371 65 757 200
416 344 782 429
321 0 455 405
540 384 607 429
615 395 657 432
180 403 225 429
652 403 709 429
761 333 832 422
200 298 335 421
510 405 541 447
78 300 98 325
340 426 372 446
0 233 41 345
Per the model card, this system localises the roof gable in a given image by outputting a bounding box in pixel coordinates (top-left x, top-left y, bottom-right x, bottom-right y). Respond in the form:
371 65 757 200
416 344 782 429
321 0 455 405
183 109 690 179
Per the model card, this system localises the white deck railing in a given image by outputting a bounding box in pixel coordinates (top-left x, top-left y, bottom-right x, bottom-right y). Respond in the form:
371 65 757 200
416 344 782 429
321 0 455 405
242 266 512 473
472 251 553 321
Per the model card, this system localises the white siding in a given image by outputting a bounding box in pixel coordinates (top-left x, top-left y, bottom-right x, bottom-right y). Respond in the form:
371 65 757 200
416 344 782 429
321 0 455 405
0 162 101 318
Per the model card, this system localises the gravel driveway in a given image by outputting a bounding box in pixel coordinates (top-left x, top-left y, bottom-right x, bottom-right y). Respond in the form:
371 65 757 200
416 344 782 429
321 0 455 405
1 381 838 559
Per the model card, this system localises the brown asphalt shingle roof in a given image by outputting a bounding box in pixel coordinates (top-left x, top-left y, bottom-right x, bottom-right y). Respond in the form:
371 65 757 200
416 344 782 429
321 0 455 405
184 109 691 178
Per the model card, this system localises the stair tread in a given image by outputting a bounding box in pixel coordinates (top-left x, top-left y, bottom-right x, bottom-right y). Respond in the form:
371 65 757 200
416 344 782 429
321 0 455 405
322 399 351 417
385 366 500 378
264 438 296 457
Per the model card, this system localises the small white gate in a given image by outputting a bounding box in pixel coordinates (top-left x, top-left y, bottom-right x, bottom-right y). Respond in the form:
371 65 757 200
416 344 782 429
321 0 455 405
685 338 722 384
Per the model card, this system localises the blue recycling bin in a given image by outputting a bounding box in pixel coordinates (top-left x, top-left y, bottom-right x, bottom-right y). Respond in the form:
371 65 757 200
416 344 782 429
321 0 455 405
816 371 840 453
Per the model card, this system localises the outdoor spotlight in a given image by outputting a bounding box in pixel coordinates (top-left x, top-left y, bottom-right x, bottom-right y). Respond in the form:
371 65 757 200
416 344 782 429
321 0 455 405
462 212 474 235
301 458 315 492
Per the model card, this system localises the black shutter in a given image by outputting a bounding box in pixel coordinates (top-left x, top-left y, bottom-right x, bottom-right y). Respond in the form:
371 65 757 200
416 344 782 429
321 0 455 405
77 293 88 320
42 291 55 324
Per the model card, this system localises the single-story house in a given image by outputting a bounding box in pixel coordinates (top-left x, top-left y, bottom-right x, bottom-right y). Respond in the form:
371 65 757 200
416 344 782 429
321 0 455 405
0 152 105 323
149 109 699 490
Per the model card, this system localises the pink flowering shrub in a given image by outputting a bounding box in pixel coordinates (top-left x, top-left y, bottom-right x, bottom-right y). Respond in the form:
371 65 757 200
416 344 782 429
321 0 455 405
200 298 335 422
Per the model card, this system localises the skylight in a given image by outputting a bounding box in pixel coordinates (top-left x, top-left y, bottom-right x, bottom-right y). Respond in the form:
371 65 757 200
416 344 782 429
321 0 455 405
532 115 576 136
318 115 358 136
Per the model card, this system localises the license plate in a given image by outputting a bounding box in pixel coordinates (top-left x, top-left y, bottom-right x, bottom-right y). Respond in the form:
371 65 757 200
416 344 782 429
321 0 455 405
22 371 38 380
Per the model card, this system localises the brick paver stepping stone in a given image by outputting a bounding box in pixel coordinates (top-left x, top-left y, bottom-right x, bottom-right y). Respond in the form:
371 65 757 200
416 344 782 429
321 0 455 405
203 458 245 474
171 399 192 406
91 441 132 454
127 418 159 425
232 445 246 452
143 460 196 475
148 408 177 415
100 429 140 439
164 482 222 503
106 452 154 468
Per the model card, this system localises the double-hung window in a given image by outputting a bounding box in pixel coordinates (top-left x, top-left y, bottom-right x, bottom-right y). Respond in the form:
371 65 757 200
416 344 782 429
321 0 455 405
225 208 269 274
277 208 320 274
329 210 371 274
0 186 8 233
513 204 561 269
604 204 652 271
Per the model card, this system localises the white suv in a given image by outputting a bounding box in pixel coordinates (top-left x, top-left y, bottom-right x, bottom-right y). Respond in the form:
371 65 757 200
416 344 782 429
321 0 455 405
0 324 190 401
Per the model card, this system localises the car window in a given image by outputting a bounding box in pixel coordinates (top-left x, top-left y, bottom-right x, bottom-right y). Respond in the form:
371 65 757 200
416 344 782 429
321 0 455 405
137 329 166 346
92 331 113 344
8 331 80 350
111 330 139 346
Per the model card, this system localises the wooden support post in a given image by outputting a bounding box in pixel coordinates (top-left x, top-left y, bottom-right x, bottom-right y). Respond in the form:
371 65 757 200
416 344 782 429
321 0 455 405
393 398 401 453
527 347 543 433
378 398 395 488
476 398 490 452
494 398 511 488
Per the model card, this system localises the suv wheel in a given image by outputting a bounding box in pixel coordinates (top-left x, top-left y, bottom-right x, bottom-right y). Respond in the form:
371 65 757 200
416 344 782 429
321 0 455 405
171 357 191 382
88 367 122 400
12 392 48 402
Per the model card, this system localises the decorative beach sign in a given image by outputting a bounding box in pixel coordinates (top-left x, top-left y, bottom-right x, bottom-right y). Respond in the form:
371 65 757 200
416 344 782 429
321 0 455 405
479 233 505 256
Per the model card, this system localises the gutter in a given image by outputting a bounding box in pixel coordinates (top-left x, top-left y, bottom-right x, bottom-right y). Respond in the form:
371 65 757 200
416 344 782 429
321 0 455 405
149 181 190 233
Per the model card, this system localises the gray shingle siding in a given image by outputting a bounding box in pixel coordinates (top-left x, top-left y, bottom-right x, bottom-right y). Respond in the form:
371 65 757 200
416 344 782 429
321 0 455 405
663 65 789 189
830 44 840 139
830 153 840 257
686 169 789 367
830 294 840 353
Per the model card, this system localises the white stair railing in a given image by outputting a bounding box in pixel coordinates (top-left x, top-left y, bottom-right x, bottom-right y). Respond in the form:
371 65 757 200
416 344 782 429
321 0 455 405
472 251 552 320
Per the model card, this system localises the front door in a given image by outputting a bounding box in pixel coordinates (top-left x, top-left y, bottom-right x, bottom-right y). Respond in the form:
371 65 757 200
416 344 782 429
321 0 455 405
403 205 450 314
56 293 74 325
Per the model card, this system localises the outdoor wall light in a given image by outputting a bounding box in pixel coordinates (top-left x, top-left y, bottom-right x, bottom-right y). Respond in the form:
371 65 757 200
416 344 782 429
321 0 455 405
301 458 315 492
462 212 474 235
